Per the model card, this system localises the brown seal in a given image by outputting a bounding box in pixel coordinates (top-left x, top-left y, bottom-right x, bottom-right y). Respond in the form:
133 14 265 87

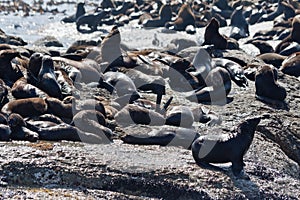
8 113 39 142
275 15 300 53
38 55 62 99
165 4 195 32
2 97 47 117
256 53 287 69
28 121 108 144
255 65 287 104
28 52 43 80
143 4 172 27
280 52 300 77
202 18 238 50
11 77 49 99
44 97 73 122
192 116 261 178
115 104 165 127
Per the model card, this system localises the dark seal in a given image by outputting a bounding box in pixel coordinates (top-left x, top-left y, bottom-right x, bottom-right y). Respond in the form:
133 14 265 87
192 116 261 178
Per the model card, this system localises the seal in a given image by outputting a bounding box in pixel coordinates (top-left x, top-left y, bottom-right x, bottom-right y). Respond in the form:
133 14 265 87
256 53 287 69
165 4 195 32
27 121 108 144
11 77 49 99
0 124 10 141
192 106 222 126
8 113 39 142
212 58 248 87
186 67 232 105
44 97 73 122
0 78 9 110
76 10 109 33
38 55 62 99
28 52 43 80
0 49 23 86
230 6 249 40
191 116 261 178
55 69 79 98
1 97 47 117
280 52 300 77
103 71 140 106
72 110 113 143
255 65 287 104
202 18 229 49
61 2 85 23
275 15 300 53
143 4 172 27
121 126 199 149
248 40 274 54
115 104 165 127
165 106 194 128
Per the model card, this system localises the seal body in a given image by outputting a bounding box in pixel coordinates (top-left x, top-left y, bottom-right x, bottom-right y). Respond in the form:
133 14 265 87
2 98 47 117
192 117 261 176
38 56 62 99
255 65 287 103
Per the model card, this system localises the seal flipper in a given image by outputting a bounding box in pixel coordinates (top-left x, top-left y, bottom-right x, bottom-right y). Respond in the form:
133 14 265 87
195 161 225 172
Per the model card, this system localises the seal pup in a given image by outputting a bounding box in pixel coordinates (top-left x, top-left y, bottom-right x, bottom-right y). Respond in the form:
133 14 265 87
61 2 85 23
165 4 196 32
2 98 47 118
38 55 62 99
230 6 249 40
8 113 39 142
143 4 172 28
255 65 287 104
192 116 261 178
280 52 300 77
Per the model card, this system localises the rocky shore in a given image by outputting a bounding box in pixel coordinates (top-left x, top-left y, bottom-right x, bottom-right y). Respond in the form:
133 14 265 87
0 0 299 199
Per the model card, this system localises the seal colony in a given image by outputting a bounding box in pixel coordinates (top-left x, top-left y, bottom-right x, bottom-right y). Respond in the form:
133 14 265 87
0 0 299 179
